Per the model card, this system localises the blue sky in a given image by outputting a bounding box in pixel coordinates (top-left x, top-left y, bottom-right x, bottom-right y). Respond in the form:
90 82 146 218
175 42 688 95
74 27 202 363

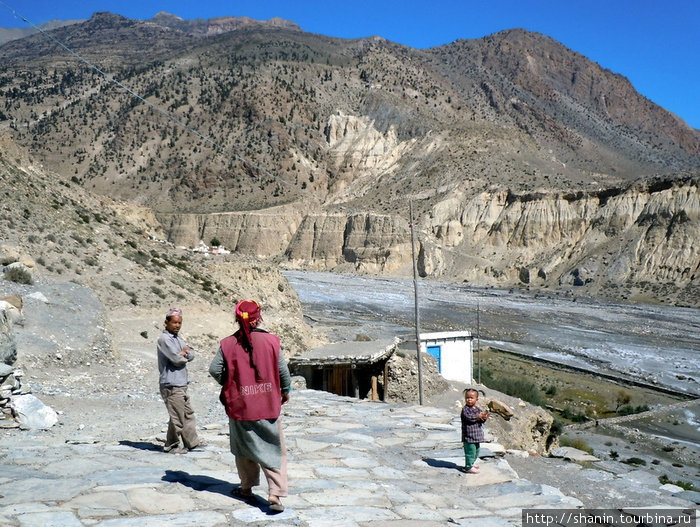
1 0 698 129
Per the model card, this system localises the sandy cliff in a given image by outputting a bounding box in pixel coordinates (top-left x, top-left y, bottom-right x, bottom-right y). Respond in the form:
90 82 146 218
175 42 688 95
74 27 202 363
157 176 699 306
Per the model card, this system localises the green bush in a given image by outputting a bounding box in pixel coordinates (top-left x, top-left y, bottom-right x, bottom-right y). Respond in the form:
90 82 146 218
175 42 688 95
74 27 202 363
5 266 32 284
483 374 544 406
617 404 650 416
622 457 646 466
549 418 564 436
151 286 166 299
659 475 696 491
560 407 588 423
559 436 593 455
126 250 149 266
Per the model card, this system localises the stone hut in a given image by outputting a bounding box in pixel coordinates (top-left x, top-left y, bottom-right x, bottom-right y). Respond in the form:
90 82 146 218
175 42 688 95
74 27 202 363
289 338 398 401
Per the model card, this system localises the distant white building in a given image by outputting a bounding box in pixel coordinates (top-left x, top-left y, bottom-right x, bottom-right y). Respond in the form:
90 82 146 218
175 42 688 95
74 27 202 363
420 330 473 384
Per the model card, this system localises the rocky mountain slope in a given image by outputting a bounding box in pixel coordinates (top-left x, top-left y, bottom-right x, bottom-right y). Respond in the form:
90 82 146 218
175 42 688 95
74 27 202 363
0 18 84 46
0 12 698 306
0 133 321 368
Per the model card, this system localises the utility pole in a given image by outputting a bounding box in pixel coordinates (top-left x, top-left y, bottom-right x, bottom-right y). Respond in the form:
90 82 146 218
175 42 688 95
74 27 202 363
477 301 481 384
409 200 424 405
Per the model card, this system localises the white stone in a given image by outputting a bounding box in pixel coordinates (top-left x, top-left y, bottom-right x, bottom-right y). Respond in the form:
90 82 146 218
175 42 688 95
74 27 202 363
10 394 58 429
550 446 599 462
27 292 49 303
659 483 684 493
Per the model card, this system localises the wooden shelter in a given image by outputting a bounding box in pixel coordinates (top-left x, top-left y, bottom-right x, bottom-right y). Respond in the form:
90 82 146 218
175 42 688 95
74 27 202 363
288 338 398 401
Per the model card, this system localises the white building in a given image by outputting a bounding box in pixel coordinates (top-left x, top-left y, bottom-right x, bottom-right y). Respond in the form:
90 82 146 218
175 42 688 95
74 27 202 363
420 330 473 384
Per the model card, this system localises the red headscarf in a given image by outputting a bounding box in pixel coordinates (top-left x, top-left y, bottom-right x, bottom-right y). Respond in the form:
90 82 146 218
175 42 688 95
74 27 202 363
235 300 263 378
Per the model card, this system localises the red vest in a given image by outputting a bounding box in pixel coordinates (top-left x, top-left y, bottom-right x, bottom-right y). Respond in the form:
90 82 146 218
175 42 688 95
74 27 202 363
219 330 282 421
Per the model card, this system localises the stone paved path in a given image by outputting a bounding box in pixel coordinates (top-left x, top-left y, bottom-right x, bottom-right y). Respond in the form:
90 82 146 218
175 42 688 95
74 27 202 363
0 389 584 526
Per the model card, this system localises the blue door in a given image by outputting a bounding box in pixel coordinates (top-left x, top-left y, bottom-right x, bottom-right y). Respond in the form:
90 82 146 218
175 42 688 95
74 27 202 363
427 345 441 371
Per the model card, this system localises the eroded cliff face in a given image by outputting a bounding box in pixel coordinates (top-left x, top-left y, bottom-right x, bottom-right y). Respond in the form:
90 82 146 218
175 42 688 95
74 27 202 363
424 177 699 304
324 111 417 203
157 177 699 306
158 207 413 274
157 205 306 257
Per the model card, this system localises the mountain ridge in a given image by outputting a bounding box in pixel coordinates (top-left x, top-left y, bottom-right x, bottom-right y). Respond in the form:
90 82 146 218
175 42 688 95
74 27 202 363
0 11 697 305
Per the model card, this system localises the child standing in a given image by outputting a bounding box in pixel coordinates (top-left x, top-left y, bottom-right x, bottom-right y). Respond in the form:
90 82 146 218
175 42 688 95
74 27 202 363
460 388 489 474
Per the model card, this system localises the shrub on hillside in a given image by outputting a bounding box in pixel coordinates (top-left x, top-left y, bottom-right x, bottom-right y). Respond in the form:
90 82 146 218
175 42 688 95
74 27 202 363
485 375 544 406
622 457 646 466
617 404 650 416
559 436 593 455
659 475 696 491
560 407 588 423
5 266 32 284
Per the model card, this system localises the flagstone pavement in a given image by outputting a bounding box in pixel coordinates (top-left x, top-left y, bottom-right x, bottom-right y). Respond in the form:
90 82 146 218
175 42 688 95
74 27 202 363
0 389 586 526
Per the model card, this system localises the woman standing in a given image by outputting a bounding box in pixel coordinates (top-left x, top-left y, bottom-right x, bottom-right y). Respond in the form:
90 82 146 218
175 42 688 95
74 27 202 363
209 300 291 513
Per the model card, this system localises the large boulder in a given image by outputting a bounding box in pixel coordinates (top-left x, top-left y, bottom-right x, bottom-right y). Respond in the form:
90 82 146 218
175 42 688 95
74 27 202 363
0 295 23 326
0 306 17 365
384 351 448 403
10 394 58 430
479 387 558 455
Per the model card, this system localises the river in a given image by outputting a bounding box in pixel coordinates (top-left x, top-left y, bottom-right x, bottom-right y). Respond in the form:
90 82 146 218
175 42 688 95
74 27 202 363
283 271 700 397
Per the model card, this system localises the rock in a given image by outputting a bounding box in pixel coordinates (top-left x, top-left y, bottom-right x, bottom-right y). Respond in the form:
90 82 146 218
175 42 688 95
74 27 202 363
481 443 506 456
0 300 23 327
675 490 700 504
0 294 23 311
624 469 662 486
28 291 49 303
488 399 514 420
291 374 307 390
10 394 59 430
65 437 99 444
0 306 17 365
4 261 33 281
550 446 600 462
0 244 21 265
385 352 447 403
480 390 557 455
659 483 684 493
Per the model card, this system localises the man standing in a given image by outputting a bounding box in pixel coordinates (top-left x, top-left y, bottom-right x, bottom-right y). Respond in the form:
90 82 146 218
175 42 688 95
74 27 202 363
157 307 205 453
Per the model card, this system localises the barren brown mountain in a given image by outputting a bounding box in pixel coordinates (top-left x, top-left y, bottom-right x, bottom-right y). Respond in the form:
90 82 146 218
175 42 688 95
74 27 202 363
1 12 698 306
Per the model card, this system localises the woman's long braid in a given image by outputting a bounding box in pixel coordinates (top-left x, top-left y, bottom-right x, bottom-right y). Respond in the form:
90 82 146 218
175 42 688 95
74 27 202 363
235 300 263 382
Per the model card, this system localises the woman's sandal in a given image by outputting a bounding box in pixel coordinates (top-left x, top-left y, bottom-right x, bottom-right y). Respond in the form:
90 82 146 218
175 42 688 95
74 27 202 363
268 497 285 513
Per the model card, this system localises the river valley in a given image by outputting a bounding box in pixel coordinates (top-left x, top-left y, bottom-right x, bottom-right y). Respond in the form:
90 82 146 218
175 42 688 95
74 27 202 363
284 271 700 472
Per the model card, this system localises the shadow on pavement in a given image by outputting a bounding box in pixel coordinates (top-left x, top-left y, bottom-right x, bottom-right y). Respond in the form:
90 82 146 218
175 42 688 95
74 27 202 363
422 457 462 471
162 470 271 513
119 440 162 452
